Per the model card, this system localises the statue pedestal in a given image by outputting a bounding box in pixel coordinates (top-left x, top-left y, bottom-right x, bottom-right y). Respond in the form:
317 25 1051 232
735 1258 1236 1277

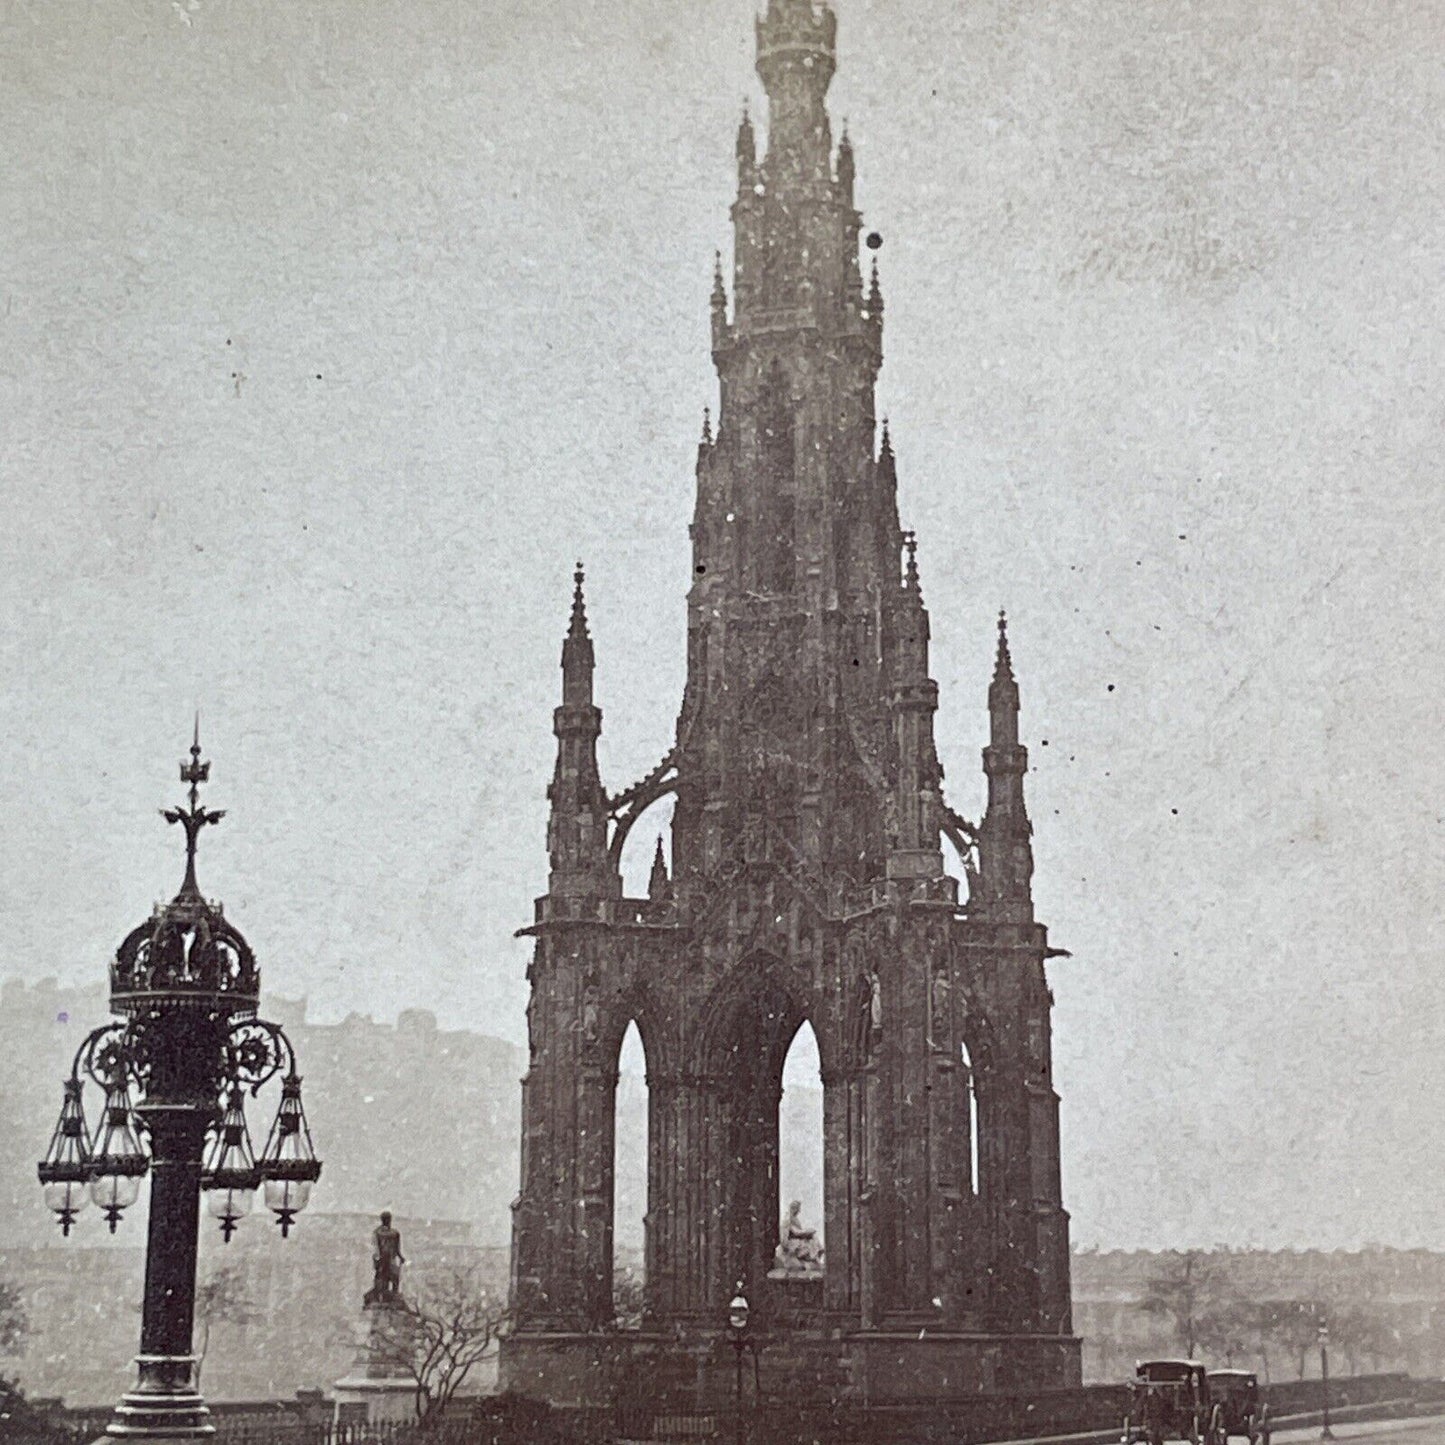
332 1302 416 1426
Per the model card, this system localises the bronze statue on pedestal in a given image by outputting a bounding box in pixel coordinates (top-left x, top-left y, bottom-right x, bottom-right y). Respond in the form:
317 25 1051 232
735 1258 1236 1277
364 1210 405 1308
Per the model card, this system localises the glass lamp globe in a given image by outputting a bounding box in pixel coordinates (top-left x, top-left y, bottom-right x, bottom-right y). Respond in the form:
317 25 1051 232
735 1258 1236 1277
42 1177 90 1223
90 1167 142 1225
203 1089 259 1241
38 1079 94 1236
258 1074 320 1236
88 1094 147 1232
262 1132 315 1218
208 1184 255 1222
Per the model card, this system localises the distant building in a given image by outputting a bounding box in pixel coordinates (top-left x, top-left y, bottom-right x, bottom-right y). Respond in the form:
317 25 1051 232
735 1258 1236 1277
1072 1249 1445 1383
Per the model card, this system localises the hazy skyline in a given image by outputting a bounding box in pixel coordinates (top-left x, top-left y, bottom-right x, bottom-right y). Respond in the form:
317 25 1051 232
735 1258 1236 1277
1 0 1441 1252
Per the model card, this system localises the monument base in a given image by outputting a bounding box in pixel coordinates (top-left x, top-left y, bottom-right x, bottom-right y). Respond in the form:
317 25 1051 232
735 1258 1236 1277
499 1326 1082 1409
331 1375 417 1427
332 1302 418 1426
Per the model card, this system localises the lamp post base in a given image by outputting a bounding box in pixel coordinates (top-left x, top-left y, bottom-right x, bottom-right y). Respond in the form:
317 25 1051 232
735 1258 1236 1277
97 1355 214 1440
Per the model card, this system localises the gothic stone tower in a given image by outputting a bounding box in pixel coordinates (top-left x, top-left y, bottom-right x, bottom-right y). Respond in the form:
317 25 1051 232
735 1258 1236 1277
501 0 1081 1404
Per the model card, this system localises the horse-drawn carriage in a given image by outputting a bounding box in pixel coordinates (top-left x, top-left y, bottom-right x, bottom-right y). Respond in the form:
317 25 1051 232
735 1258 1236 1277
1123 1360 1225 1445
1207 1370 1270 1445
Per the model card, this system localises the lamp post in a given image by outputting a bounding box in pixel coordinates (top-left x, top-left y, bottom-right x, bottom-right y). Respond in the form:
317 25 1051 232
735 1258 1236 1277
1319 1322 1334 1440
727 1282 750 1445
36 730 321 1440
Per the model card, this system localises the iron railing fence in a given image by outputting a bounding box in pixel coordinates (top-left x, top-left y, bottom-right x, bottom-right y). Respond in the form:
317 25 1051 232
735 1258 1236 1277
10 1372 1427 1445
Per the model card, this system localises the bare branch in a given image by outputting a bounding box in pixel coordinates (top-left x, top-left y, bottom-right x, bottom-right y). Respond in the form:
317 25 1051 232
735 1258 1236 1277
363 1268 511 1425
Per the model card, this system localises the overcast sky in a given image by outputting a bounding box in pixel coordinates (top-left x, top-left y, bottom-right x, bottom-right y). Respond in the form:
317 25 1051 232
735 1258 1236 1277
1 0 1441 1252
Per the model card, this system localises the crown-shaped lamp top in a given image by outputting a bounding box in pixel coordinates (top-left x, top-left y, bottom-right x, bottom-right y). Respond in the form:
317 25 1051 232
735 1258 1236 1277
109 722 259 1017
166 717 226 901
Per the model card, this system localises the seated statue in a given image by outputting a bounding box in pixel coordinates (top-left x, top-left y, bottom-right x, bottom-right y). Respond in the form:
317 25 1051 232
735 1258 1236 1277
770 1199 824 1278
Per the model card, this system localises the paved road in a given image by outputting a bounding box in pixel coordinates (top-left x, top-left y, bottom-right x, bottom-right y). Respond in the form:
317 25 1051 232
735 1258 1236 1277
977 1413 1445 1445
1272 1420 1445 1445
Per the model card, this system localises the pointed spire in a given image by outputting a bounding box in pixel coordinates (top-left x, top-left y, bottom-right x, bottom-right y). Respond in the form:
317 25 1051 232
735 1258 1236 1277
568 561 589 643
648 835 672 901
988 609 1020 745
560 561 595 708
711 251 730 349
836 120 855 199
902 530 921 595
981 609 1031 920
737 102 756 171
893 528 930 686
701 406 713 446
867 256 884 314
876 417 897 490
993 610 1015 687
548 560 612 900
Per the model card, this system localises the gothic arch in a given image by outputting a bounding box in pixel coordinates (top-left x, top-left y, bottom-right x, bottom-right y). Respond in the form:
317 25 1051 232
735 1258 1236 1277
692 950 843 1084
959 1011 1000 1205
958 1037 981 1198
695 952 805 1079
596 979 671 1084
685 953 842 1301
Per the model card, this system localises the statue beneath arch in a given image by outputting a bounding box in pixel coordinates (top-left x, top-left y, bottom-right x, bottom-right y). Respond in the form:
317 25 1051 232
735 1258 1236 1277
770 1199 825 1279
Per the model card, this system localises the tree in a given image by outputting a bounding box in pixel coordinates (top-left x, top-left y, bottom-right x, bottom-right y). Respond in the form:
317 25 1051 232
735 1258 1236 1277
1196 1295 1262 1369
193 1265 259 1392
0 1281 30 1427
0 1379 68 1444
1260 1299 1322 1379
1139 1251 1223 1358
0 1281 27 1359
370 1269 510 1428
1320 1272 1397 1375
1328 1300 1396 1374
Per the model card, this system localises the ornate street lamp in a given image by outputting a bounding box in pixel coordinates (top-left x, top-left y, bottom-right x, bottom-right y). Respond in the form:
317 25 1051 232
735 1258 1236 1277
35 728 322 1439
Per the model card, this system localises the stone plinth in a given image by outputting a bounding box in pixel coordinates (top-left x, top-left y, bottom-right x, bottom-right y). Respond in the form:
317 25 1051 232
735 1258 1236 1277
332 1303 416 1426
